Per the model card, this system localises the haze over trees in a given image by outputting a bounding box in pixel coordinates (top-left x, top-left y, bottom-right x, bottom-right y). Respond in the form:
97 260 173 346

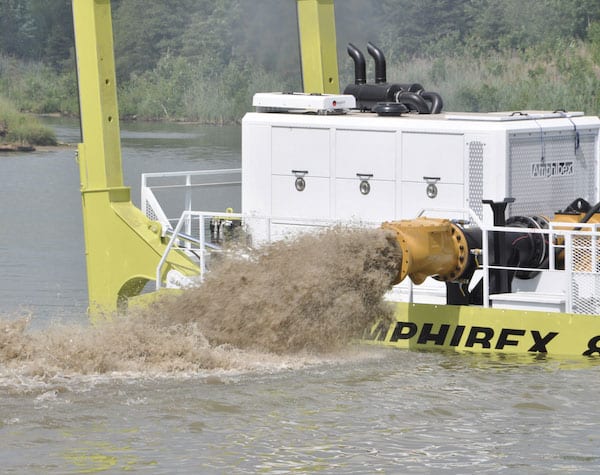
1 0 600 123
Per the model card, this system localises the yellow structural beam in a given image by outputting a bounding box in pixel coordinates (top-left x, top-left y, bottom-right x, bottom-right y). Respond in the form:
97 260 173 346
296 0 340 94
72 0 197 319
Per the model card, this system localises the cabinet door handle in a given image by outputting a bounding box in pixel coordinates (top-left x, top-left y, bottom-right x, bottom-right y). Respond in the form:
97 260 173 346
292 170 308 176
356 173 373 180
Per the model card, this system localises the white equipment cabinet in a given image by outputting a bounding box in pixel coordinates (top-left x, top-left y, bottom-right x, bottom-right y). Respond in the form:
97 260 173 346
242 98 600 247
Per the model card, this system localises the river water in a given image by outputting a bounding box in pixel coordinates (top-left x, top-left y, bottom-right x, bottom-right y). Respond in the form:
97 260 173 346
1 119 600 474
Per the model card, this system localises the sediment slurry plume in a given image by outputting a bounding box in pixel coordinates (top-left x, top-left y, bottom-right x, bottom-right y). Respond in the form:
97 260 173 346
151 226 402 353
0 227 401 377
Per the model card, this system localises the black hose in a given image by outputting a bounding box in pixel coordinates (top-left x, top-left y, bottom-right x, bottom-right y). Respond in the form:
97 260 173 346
408 83 424 93
580 200 600 223
395 91 431 114
421 91 443 114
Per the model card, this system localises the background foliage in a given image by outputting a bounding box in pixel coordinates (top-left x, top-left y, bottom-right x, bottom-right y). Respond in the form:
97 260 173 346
1 0 600 123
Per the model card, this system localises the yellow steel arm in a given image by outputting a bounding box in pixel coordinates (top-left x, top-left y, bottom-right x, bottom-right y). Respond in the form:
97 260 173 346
72 0 197 319
296 0 340 94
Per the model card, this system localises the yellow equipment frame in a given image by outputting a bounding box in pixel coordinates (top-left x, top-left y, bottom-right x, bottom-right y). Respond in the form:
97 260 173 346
296 0 340 94
71 0 340 319
72 0 197 319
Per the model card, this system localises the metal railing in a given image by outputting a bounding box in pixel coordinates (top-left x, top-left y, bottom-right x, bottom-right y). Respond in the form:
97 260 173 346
156 209 244 289
479 221 600 314
141 168 241 239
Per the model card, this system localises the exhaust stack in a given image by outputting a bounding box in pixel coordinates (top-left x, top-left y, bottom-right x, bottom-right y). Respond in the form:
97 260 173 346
367 42 386 84
342 42 444 114
347 43 366 85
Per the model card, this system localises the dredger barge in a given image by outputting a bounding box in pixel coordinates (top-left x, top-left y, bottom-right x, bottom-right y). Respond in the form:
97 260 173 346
72 0 600 357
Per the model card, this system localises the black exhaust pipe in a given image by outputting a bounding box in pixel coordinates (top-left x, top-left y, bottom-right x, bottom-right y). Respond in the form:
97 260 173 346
343 42 444 114
367 42 386 84
347 43 366 85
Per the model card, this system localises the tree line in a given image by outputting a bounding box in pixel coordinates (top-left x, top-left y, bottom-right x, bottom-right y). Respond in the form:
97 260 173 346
1 0 600 122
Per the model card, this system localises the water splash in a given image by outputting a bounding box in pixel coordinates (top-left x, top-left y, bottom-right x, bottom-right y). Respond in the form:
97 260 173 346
0 227 401 384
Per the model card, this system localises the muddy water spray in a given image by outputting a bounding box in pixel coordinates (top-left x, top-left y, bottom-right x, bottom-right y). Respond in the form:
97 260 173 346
0 227 401 377
152 226 402 353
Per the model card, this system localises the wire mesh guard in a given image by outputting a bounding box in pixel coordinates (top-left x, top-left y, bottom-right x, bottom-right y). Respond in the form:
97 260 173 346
468 140 485 220
509 131 596 218
571 234 600 315
144 200 159 223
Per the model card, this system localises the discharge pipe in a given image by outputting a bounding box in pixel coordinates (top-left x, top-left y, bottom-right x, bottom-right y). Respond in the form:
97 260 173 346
382 218 473 285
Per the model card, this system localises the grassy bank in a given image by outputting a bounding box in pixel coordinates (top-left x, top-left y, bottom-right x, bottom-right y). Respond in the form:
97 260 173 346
387 43 600 114
117 54 299 124
1 44 600 124
118 44 600 121
0 55 78 116
0 97 57 147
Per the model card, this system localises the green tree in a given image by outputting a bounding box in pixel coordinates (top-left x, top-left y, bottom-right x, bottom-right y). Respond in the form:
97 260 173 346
0 0 73 65
236 0 299 81
589 21 600 64
377 0 472 59
112 0 196 80
180 0 243 73
467 0 600 52
0 0 35 57
29 0 73 67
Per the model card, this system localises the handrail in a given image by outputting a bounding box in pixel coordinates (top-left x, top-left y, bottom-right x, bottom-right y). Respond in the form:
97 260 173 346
142 168 242 179
416 206 485 229
156 210 244 290
141 168 242 240
146 181 241 190
479 221 600 312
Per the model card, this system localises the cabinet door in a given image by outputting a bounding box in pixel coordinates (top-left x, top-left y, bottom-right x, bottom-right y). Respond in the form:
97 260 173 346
272 127 330 177
400 181 465 219
272 175 330 219
335 129 395 180
401 132 464 184
335 178 395 222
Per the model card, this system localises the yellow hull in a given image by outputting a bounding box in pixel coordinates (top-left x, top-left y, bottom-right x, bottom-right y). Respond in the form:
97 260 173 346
365 302 600 357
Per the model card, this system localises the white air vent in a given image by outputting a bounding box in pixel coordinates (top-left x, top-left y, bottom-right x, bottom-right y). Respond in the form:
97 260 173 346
253 92 356 113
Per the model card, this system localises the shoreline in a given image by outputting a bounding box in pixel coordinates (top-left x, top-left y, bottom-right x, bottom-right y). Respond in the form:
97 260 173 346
0 143 36 152
36 112 241 126
0 142 74 153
